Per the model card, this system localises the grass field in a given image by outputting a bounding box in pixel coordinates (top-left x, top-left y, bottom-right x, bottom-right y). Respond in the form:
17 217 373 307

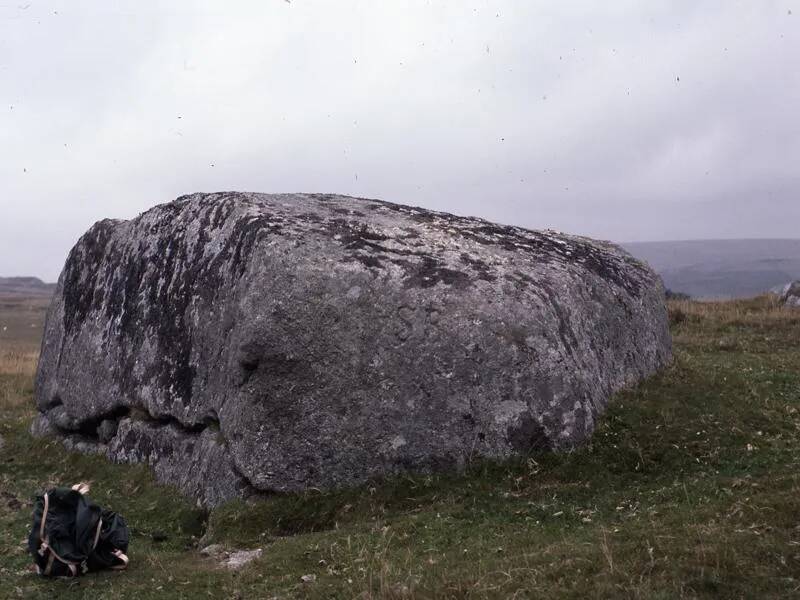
1 296 799 598
0 294 48 357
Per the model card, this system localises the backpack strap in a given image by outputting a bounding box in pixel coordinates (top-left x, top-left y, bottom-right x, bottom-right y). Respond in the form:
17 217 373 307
40 539 78 577
92 518 103 551
110 549 129 570
37 492 81 577
38 492 49 541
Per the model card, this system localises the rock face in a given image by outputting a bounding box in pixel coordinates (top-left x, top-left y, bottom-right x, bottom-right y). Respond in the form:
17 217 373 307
34 193 671 505
780 281 800 307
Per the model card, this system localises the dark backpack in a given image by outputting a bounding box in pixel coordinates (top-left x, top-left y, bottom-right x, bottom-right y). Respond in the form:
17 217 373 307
28 483 130 577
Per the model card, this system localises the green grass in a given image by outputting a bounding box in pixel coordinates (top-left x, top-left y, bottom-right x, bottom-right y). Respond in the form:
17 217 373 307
1 296 799 598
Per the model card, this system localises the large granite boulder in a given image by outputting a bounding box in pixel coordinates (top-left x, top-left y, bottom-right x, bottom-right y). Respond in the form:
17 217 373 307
34 193 671 505
780 281 800 307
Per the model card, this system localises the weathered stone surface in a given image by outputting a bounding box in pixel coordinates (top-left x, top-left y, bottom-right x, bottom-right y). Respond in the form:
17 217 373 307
30 413 56 438
62 436 107 455
107 418 248 506
222 548 263 570
35 192 671 505
781 281 800 307
200 544 225 558
199 544 262 570
96 419 118 444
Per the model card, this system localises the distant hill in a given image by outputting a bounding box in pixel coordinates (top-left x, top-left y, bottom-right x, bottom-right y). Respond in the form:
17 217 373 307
0 277 56 298
622 239 800 299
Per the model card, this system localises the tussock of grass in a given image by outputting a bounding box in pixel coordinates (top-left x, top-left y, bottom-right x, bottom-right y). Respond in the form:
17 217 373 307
0 350 37 411
1 298 800 598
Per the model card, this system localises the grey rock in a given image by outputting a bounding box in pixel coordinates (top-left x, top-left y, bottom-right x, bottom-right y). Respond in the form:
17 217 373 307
96 419 118 443
62 435 107 455
781 281 800 307
30 415 108 456
48 405 83 431
222 548 262 570
30 414 56 438
107 418 249 507
199 544 262 569
200 544 225 558
34 192 671 505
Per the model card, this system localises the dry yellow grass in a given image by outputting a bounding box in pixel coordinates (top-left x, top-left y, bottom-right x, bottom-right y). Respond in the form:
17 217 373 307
0 348 38 377
667 294 793 327
0 346 38 409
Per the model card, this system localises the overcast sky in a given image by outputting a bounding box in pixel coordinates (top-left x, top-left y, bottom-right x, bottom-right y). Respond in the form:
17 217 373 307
1 1 798 281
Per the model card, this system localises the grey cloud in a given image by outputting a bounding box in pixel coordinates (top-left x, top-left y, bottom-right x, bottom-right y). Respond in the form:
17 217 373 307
1 1 797 280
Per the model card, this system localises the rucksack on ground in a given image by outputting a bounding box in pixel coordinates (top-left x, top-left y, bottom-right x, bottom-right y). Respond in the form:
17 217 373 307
28 482 130 577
